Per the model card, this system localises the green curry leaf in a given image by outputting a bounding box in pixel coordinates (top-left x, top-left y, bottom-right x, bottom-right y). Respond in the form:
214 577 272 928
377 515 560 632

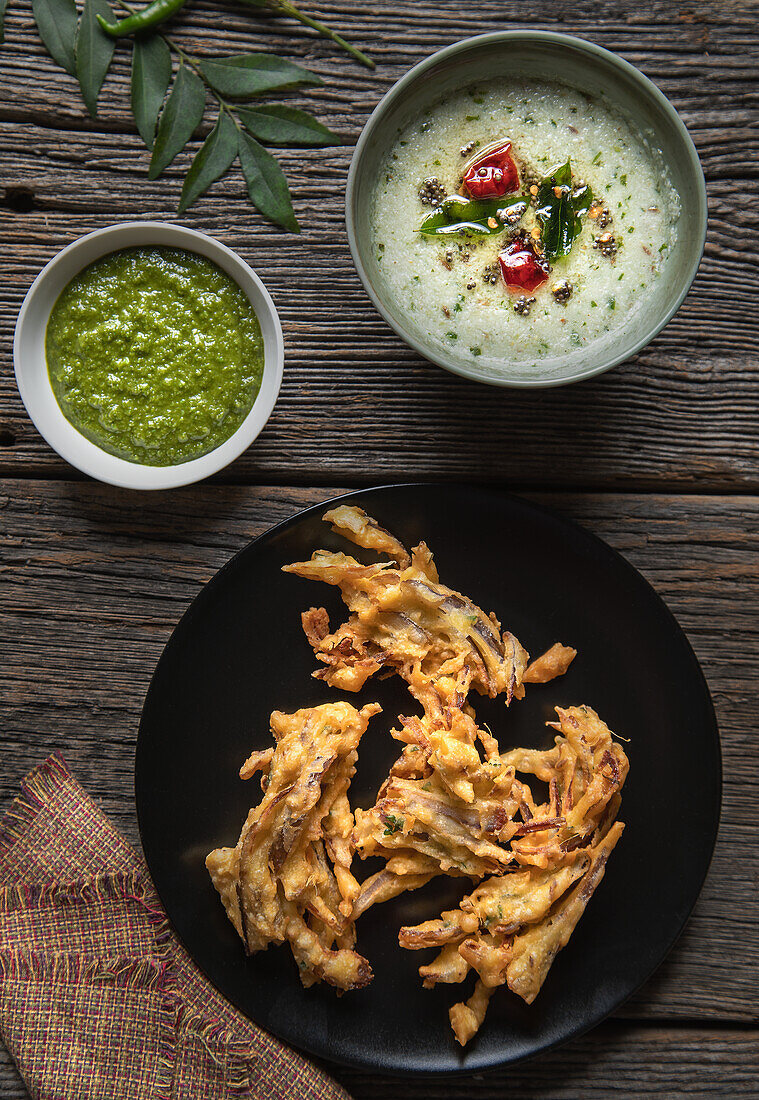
178 110 238 214
76 0 116 117
131 34 172 150
419 194 525 236
149 62 206 179
32 0 78 76
238 129 300 233
535 160 593 260
198 53 322 99
236 104 339 147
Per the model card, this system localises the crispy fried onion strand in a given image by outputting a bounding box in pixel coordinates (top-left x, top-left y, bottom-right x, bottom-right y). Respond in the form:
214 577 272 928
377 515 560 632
206 701 380 991
523 642 577 684
283 506 529 702
396 706 628 1044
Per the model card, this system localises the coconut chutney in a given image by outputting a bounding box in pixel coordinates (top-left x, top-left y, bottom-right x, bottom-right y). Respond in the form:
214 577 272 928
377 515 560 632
370 79 680 375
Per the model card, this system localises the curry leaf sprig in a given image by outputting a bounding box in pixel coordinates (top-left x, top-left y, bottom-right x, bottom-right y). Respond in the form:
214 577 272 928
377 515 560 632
97 0 372 69
18 0 364 230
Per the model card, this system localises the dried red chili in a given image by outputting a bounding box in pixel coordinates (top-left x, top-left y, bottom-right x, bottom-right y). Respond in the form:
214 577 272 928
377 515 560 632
498 234 550 293
462 141 519 200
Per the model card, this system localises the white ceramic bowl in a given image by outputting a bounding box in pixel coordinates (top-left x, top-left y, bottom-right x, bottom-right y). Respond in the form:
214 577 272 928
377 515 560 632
14 222 284 489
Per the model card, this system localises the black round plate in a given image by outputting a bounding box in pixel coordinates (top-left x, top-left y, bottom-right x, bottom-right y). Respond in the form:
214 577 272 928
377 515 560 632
136 484 721 1074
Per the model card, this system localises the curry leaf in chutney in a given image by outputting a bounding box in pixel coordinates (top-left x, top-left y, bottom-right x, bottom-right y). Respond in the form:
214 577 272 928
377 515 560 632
178 111 238 214
76 0 117 117
419 194 525 236
32 0 78 76
131 34 172 150
536 160 593 260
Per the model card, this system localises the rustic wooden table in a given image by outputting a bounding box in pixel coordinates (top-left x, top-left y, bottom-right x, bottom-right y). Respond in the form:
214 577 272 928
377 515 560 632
1 0 758 1095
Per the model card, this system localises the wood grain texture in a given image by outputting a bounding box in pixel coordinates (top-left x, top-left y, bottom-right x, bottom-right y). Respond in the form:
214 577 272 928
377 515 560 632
0 0 758 488
337 1025 759 1099
1 482 757 1030
1 0 758 1093
0 1024 756 1100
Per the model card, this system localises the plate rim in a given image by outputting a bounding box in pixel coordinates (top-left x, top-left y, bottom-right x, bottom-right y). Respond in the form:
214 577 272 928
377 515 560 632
135 482 722 1075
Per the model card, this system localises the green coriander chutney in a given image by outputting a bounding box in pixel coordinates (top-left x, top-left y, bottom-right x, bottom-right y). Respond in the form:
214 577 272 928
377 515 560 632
46 246 264 466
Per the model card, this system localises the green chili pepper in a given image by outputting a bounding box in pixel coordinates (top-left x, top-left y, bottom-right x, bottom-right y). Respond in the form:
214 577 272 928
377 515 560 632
97 0 188 37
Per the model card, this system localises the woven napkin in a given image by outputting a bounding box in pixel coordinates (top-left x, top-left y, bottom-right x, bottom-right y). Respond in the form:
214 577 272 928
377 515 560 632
0 754 352 1100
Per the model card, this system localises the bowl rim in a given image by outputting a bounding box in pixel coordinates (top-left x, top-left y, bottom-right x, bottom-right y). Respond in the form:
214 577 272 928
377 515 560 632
13 221 284 490
345 30 708 389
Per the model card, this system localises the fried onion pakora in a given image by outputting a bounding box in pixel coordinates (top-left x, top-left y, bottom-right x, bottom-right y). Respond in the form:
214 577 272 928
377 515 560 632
503 705 629 870
353 760 519 878
209 510 629 1048
398 664 501 802
449 980 494 1047
444 824 624 1047
397 706 628 1045
283 505 529 704
206 701 380 991
286 511 578 814
354 699 625 875
506 821 624 1005
352 851 441 920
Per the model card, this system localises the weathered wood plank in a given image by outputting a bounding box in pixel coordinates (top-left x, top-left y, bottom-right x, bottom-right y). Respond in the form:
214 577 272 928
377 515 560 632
1 482 757 1024
0 185 757 489
1 0 758 137
1 2 756 1093
0 1 758 487
0 1024 755 1099
337 1025 759 1098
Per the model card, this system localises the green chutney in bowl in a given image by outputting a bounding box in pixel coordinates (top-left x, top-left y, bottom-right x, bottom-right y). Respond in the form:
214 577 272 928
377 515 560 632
46 246 264 467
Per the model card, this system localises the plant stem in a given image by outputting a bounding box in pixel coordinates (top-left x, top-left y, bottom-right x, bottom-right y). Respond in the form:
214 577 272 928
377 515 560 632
117 0 374 68
272 0 374 68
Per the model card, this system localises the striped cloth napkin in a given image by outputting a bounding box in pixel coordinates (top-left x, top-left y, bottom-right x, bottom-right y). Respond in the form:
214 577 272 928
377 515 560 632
0 754 352 1100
